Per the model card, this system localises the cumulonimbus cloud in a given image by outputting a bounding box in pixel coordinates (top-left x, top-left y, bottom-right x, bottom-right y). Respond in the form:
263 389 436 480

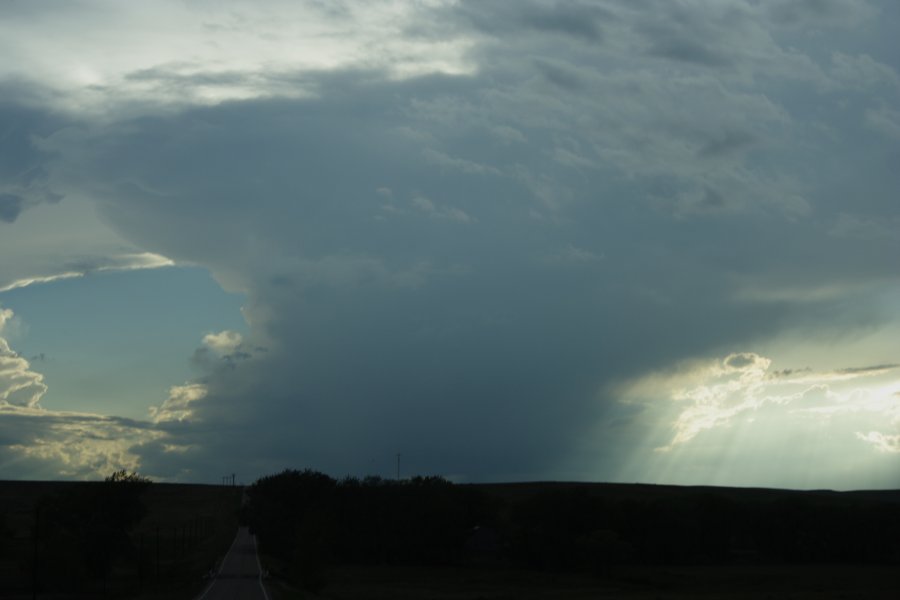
0 0 897 486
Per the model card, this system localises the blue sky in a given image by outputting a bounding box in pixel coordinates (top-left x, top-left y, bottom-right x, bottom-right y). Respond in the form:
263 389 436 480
0 267 246 418
1 0 898 488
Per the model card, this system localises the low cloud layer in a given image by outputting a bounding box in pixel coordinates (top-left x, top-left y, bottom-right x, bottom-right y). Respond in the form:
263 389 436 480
0 1 898 487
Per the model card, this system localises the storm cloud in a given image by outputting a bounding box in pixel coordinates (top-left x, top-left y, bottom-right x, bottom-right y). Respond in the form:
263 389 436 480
0 0 898 487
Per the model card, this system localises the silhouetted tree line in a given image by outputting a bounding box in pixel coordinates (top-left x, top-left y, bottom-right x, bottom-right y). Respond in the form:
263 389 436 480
244 470 496 589
244 471 900 588
1 476 241 597
32 470 151 593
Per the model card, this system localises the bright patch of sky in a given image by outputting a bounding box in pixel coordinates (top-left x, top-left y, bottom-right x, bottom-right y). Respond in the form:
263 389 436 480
0 267 247 419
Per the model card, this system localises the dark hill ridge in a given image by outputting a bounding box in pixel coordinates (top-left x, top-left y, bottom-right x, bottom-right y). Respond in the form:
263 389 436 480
4 477 898 504
467 480 900 504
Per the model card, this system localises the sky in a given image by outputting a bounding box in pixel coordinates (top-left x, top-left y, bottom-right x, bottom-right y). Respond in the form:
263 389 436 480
0 0 898 489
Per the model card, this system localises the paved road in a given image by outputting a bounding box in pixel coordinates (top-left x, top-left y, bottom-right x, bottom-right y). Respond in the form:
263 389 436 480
197 527 269 600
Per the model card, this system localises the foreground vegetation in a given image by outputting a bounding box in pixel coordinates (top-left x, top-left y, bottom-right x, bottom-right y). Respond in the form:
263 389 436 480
0 474 241 598
244 471 900 596
310 563 900 600
2 470 898 598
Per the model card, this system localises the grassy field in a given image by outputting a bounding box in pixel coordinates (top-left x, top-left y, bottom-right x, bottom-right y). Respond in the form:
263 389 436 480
253 479 900 600
0 480 242 599
3 478 899 599
289 563 899 600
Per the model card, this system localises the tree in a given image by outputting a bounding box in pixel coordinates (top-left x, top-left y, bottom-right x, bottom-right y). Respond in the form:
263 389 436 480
39 471 152 592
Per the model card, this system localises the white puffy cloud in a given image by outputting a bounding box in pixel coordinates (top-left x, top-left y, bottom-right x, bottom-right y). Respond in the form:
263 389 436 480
0 307 47 408
149 383 208 423
0 408 164 479
0 338 46 408
202 331 244 355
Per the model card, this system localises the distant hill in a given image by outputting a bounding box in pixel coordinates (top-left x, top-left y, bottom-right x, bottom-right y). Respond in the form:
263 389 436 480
468 480 900 505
